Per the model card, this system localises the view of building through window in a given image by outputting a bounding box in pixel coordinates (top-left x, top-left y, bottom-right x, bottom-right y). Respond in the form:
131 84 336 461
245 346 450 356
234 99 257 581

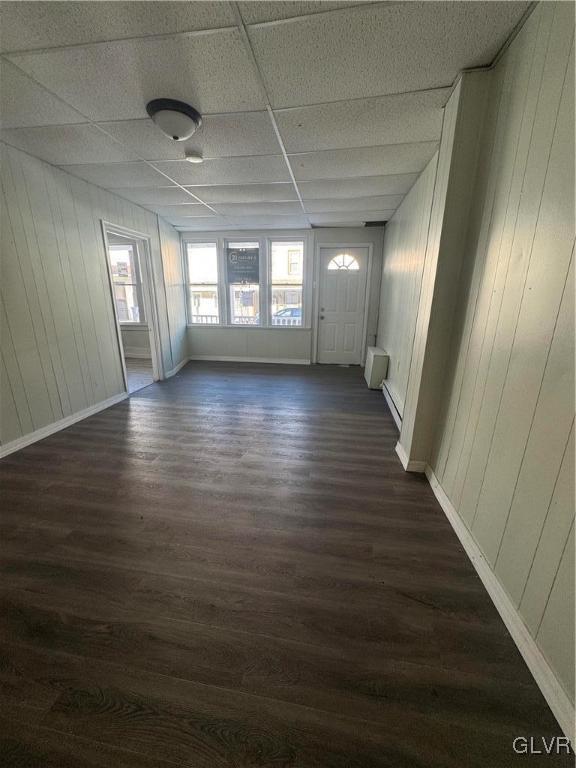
271 241 304 326
185 239 305 326
186 243 219 324
227 242 260 325
109 243 144 323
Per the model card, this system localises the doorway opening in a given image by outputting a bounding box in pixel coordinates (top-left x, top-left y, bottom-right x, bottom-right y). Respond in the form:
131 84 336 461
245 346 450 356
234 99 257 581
102 224 162 394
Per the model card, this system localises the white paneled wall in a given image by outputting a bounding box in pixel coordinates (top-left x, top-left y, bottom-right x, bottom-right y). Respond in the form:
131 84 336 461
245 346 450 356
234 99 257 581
377 154 437 416
430 1 575 705
158 217 187 372
0 142 183 448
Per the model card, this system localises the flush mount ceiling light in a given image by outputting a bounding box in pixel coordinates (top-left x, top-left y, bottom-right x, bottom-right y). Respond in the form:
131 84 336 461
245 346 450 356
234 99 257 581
146 98 202 141
185 150 203 164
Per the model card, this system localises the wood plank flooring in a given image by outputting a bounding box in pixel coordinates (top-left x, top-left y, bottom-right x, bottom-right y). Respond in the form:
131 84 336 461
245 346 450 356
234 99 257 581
125 356 154 394
0 362 570 767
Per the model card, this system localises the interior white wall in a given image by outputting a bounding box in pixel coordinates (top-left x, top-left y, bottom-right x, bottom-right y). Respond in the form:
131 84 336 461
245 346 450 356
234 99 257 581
430 1 574 707
0 142 183 450
159 217 187 372
376 154 437 416
120 326 151 358
183 226 384 364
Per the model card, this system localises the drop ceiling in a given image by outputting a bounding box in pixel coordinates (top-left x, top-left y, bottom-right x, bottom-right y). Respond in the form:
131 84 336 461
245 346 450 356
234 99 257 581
0 1 531 231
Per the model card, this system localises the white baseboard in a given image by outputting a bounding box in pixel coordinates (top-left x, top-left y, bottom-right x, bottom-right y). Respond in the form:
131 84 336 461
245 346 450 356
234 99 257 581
425 465 575 743
123 348 152 359
395 441 427 473
164 356 190 378
188 355 311 365
382 383 402 431
0 392 129 459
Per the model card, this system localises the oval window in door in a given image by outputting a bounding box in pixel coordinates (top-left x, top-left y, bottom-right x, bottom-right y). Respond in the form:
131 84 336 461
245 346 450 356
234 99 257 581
327 254 360 270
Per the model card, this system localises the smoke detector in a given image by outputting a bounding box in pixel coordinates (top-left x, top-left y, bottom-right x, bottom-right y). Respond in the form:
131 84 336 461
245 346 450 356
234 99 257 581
146 99 202 141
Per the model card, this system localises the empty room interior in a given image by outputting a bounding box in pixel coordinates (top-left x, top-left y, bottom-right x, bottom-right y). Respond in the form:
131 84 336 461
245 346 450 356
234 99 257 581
0 1 575 765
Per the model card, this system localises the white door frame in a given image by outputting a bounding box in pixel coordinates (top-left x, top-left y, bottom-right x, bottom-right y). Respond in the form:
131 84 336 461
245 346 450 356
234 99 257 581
101 220 165 390
312 242 373 364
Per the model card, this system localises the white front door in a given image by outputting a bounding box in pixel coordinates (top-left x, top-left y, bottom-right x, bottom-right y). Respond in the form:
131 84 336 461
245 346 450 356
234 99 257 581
317 246 369 364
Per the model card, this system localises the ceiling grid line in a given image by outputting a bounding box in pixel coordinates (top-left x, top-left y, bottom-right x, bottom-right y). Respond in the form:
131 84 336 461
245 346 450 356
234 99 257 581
229 1 310 224
0 53 240 225
0 1 532 230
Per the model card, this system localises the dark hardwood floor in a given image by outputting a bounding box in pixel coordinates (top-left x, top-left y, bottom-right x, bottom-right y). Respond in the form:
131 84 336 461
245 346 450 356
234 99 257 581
0 362 570 767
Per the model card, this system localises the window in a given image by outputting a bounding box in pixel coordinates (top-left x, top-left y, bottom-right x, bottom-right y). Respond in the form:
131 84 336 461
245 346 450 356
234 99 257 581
226 241 260 326
186 243 219 324
183 237 308 328
270 241 304 326
109 242 145 323
328 253 359 271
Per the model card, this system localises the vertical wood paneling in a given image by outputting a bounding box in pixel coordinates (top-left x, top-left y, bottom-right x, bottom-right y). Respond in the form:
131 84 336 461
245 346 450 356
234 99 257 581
0 350 22 443
0 143 184 447
427 2 575 704
159 217 187 370
436 5 547 498
536 525 575 701
471 27 575 562
495 256 574 599
377 154 437 416
520 424 575 634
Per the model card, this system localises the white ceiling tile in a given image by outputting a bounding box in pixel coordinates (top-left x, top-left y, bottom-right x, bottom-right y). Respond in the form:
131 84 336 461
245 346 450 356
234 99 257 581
1 124 139 165
308 211 391 225
154 156 290 186
60 162 169 188
291 142 437 181
7 29 266 121
249 2 530 107
239 1 373 25
152 204 213 218
214 202 303 217
299 174 418 199
112 186 193 205
304 195 404 213
275 89 448 152
0 1 236 53
185 183 298 204
228 215 310 230
100 112 280 160
0 59 87 129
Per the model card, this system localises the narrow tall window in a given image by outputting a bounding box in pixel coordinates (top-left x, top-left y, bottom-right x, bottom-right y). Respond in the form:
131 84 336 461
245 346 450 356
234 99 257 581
186 243 219 324
270 241 304 326
226 241 260 326
109 243 145 323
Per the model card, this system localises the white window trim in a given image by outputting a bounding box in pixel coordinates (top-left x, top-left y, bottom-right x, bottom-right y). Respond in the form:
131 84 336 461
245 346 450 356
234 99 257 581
182 233 312 330
108 241 147 325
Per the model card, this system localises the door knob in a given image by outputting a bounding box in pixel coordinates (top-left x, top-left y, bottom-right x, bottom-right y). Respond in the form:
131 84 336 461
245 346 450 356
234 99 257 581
320 315 325 320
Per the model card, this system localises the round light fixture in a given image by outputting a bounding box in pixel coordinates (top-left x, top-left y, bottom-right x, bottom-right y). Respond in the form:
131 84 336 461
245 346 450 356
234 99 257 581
146 98 202 141
185 150 204 164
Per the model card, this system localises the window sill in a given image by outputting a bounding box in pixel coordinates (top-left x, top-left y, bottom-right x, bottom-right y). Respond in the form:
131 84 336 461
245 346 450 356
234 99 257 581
120 323 148 329
187 324 310 331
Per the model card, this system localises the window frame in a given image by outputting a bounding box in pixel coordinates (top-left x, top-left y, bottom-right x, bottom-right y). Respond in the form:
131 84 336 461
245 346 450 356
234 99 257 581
268 238 306 329
185 241 221 326
108 240 146 325
224 238 264 327
182 234 310 330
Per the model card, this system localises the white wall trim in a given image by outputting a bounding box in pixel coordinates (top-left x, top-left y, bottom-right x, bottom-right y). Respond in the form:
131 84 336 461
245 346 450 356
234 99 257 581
0 393 129 459
188 355 311 365
425 466 575 743
395 441 426 472
382 383 402 431
123 348 152 359
165 357 190 378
